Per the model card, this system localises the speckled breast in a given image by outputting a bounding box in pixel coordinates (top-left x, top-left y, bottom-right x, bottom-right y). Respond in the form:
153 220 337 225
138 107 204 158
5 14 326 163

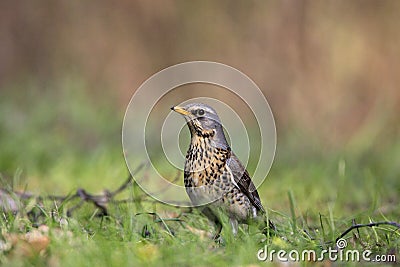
183 136 232 204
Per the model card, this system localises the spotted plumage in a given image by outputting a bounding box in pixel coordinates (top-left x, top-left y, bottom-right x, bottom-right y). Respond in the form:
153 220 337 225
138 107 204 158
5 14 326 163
172 103 274 238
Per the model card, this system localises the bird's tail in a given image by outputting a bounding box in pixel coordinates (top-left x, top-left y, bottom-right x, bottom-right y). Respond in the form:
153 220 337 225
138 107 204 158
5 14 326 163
262 218 276 236
252 211 276 236
254 212 276 236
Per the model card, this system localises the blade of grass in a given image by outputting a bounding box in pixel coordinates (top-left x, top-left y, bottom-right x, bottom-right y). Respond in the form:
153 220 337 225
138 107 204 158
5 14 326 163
288 190 297 234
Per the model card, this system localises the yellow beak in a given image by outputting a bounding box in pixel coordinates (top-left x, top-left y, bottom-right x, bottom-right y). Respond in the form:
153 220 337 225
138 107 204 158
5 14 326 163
171 106 191 116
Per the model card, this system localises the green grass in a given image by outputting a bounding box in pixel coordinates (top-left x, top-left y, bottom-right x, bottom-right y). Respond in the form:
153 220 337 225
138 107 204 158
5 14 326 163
0 86 399 266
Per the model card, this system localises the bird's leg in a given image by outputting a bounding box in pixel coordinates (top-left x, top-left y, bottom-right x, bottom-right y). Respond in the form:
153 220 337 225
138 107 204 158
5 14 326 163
229 217 239 236
200 207 223 240
213 220 223 240
242 224 249 234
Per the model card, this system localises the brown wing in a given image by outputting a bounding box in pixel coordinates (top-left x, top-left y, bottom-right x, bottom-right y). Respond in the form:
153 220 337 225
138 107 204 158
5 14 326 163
226 152 265 213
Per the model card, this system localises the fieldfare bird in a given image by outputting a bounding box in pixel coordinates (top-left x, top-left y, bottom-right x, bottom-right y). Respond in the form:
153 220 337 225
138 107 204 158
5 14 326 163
171 103 274 238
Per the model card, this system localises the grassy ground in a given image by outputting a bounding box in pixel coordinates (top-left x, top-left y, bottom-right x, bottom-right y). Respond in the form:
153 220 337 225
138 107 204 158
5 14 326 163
0 87 399 266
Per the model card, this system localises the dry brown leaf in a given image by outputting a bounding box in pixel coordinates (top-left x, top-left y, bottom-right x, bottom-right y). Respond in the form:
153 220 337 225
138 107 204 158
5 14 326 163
4 229 50 257
185 225 213 240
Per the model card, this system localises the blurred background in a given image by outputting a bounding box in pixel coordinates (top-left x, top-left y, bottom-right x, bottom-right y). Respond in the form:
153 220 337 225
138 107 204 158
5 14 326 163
0 1 399 213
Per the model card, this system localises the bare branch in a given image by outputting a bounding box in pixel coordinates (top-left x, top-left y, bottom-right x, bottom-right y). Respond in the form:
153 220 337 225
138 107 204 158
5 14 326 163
0 162 156 219
336 221 400 243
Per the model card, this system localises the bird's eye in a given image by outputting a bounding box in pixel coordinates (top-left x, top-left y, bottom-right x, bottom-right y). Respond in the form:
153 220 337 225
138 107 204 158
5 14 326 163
198 109 205 116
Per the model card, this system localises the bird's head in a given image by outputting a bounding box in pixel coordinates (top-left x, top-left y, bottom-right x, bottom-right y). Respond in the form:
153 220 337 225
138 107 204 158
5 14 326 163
171 103 229 147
